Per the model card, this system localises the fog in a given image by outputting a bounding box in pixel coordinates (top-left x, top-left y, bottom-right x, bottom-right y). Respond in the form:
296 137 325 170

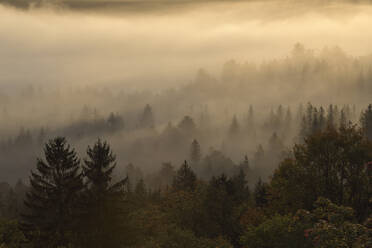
0 0 372 185
2 1 372 90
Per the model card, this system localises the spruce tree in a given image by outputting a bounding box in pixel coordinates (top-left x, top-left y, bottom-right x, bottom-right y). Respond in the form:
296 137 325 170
190 139 202 165
80 139 128 248
22 137 83 248
139 104 155 129
172 160 197 192
229 115 240 138
254 178 268 208
361 104 372 141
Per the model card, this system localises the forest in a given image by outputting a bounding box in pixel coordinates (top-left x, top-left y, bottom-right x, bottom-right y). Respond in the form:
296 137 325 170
0 52 371 246
0 104 370 247
1 0 372 247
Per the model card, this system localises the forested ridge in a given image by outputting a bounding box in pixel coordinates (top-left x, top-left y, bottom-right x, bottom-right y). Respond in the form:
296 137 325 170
0 103 370 247
1 0 372 245
0 44 371 247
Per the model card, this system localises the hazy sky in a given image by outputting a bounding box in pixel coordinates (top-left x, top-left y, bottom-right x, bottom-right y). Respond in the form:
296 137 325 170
1 0 372 90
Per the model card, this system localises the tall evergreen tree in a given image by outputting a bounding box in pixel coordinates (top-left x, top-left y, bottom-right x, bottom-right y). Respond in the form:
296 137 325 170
178 116 197 135
80 139 128 248
172 160 197 192
139 104 155 129
360 104 372 141
327 104 335 127
254 178 269 208
246 105 257 139
229 115 240 138
231 168 250 204
340 109 347 128
22 137 83 248
190 139 202 165
319 106 326 131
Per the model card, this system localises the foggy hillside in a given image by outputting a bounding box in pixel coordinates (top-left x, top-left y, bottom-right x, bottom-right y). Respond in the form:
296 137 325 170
0 1 371 248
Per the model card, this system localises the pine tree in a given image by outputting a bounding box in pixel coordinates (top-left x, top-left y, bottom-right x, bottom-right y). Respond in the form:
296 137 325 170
319 106 326 131
340 109 347 128
22 137 83 248
247 105 256 139
327 104 335 127
254 178 268 208
361 104 372 141
172 160 197 192
178 116 196 134
284 106 292 131
190 139 202 165
232 168 250 204
229 115 240 138
139 104 155 129
83 139 125 197
311 107 319 133
253 145 265 167
107 112 124 132
80 139 128 248
240 155 250 172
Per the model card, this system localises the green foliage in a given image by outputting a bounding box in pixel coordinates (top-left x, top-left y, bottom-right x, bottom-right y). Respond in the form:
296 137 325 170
306 198 371 248
3 131 369 248
240 214 312 248
139 226 232 248
0 220 26 248
128 202 233 248
270 125 372 220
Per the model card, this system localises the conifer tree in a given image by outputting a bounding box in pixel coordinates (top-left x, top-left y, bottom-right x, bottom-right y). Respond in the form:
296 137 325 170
139 104 155 129
239 155 250 172
172 160 197 192
246 105 257 139
22 137 83 248
340 109 347 128
83 139 125 197
178 116 197 135
80 139 128 248
327 104 335 127
360 104 372 141
190 139 202 165
284 106 292 131
232 168 250 204
319 106 326 130
254 178 268 208
229 115 240 138
253 145 265 167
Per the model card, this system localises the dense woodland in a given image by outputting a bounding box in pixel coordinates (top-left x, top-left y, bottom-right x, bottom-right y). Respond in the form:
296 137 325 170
0 44 371 246
0 103 370 247
1 0 372 246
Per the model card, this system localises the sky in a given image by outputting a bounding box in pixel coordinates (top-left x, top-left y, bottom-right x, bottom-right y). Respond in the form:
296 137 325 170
1 0 372 90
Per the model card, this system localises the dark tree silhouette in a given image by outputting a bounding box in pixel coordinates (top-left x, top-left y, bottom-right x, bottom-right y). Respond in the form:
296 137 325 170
254 178 269 208
22 137 83 248
229 115 240 138
80 139 128 248
139 104 155 129
172 160 197 192
190 139 202 165
361 104 372 141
